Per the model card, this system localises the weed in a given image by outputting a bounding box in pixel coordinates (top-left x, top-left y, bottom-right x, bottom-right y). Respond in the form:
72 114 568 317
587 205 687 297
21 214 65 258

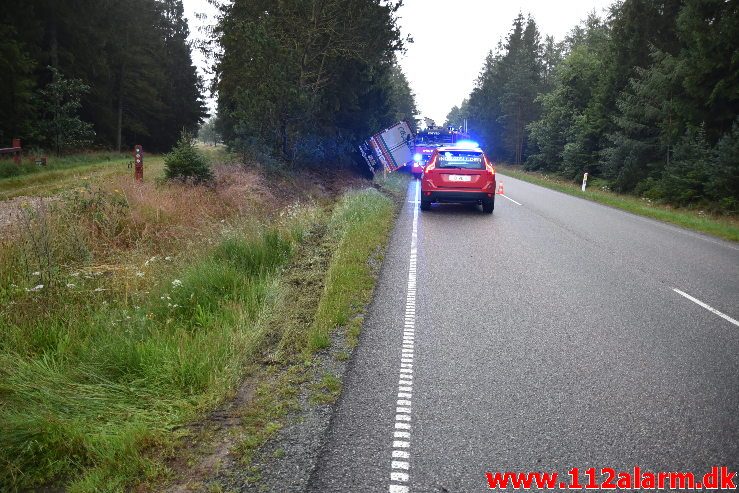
309 373 342 405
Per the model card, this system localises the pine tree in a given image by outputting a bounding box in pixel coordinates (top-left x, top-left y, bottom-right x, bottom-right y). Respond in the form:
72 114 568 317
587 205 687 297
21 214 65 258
216 0 405 166
34 67 95 156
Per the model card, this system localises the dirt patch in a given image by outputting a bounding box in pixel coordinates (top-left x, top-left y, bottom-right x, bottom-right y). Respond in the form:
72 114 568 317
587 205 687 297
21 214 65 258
162 375 260 493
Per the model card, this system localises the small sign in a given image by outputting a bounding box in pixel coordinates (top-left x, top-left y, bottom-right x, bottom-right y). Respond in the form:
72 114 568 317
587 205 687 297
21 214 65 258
134 145 143 182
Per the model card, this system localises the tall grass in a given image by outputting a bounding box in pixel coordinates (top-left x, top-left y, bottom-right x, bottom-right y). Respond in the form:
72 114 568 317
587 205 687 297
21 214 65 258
0 232 301 491
0 172 319 491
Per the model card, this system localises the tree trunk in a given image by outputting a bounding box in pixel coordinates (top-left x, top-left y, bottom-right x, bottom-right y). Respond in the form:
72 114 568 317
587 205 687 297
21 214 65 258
49 17 58 69
116 94 123 153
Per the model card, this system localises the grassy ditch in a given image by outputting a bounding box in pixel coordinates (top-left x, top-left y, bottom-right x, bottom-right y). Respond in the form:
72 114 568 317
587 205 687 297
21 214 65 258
229 186 398 470
0 161 404 491
0 166 318 491
496 164 739 242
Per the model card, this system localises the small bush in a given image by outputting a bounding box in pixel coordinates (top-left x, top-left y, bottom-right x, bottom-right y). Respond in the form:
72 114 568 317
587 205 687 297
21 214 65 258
164 133 213 184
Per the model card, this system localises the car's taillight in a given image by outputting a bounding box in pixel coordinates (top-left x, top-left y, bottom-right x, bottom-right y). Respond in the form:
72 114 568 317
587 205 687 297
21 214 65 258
425 154 437 172
484 155 495 176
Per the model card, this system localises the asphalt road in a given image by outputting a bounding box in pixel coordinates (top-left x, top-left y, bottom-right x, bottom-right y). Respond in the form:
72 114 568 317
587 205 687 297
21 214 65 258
307 175 739 492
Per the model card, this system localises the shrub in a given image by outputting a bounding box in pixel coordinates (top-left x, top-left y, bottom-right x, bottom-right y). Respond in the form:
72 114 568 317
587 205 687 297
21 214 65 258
163 132 213 184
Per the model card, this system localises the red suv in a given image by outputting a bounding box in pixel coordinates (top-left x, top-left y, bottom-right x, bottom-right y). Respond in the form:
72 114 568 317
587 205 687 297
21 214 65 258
420 144 496 213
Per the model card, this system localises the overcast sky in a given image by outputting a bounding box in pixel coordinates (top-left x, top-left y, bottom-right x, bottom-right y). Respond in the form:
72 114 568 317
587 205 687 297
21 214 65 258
182 0 615 122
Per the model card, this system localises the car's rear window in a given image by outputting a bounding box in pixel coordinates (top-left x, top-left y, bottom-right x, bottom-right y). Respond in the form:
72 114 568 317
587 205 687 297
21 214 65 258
437 150 485 169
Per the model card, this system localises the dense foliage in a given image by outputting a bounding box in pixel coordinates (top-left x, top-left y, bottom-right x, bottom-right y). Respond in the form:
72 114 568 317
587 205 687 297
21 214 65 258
215 0 416 167
164 132 214 183
458 0 738 211
0 0 206 153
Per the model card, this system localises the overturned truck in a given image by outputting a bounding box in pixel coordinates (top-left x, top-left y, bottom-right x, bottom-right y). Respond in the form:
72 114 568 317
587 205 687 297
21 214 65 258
358 121 414 175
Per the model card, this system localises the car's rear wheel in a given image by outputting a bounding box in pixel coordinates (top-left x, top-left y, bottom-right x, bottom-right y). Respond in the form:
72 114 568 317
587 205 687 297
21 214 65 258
420 198 431 211
481 197 494 213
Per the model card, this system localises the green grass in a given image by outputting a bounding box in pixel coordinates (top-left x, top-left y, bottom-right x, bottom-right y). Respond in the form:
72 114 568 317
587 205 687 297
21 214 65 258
0 172 403 491
0 152 164 200
230 186 399 472
0 221 304 491
308 188 396 350
309 373 342 405
496 164 739 242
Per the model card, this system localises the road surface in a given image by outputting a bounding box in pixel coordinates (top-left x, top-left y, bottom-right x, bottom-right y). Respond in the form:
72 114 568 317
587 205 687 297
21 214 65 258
308 175 739 492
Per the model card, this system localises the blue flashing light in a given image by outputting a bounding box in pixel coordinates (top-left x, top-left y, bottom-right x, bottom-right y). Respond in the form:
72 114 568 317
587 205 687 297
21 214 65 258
455 140 480 148
413 153 422 162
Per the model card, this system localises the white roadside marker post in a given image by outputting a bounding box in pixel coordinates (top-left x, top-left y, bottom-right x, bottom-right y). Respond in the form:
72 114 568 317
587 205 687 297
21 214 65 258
581 172 588 192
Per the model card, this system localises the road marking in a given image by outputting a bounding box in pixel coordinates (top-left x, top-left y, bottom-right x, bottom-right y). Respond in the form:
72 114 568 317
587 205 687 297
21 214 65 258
388 180 420 492
499 173 739 252
500 193 522 206
673 288 739 327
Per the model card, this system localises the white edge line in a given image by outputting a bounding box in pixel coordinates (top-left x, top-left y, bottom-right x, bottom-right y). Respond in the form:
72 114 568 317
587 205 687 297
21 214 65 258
673 288 739 327
498 173 739 252
388 179 420 493
499 193 522 206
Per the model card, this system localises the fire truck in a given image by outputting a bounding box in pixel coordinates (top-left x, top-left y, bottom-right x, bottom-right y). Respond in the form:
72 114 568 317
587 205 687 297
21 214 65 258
410 127 470 177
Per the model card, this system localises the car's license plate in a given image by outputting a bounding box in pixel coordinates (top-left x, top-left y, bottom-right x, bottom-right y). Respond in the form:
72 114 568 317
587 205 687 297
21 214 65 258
448 175 472 182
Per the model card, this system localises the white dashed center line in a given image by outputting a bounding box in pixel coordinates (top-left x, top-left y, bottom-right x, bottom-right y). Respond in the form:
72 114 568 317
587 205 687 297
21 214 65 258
499 193 522 206
672 288 739 327
388 180 420 493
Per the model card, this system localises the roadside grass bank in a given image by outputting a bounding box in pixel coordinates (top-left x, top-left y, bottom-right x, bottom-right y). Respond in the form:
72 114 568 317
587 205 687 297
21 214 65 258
0 157 309 491
496 164 739 242
236 186 397 454
163 179 405 491
0 155 406 491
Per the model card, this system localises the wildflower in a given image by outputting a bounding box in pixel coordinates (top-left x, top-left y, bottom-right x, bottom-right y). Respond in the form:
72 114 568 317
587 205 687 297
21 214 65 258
171 279 183 288
66 283 76 288
27 284 44 292
136 271 145 277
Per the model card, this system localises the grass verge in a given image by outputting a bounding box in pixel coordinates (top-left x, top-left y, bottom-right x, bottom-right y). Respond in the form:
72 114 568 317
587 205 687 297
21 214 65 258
0 160 405 491
228 186 399 471
308 188 396 350
496 164 739 242
0 161 318 491
0 152 153 200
